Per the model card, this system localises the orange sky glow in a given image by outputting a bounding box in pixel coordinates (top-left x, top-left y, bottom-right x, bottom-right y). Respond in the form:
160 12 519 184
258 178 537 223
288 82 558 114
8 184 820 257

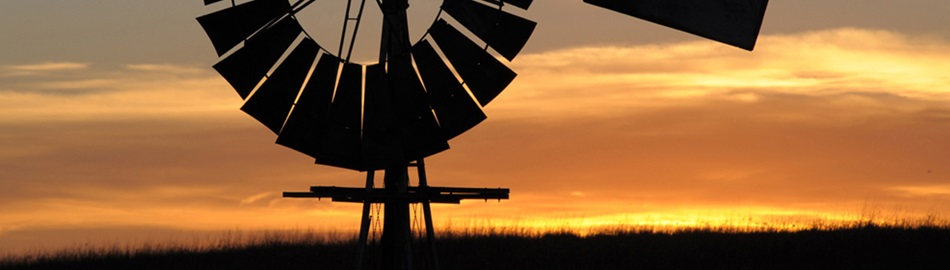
2 1 950 255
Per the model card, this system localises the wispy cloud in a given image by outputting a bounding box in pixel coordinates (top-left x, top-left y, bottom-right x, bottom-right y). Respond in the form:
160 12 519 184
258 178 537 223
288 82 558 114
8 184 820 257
892 185 950 197
1 62 90 77
5 62 89 72
499 28 950 119
0 63 235 121
125 64 206 74
33 79 117 90
240 192 279 206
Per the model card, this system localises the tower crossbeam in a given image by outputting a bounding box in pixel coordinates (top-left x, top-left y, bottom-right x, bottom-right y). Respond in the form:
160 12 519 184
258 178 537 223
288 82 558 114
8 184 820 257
283 186 509 203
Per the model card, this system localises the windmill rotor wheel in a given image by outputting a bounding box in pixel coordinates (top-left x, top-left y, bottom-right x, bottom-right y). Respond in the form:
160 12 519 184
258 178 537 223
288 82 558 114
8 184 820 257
198 0 537 171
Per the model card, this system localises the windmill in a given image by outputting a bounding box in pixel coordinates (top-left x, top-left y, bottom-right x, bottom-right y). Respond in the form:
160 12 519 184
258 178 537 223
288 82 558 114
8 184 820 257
196 0 768 269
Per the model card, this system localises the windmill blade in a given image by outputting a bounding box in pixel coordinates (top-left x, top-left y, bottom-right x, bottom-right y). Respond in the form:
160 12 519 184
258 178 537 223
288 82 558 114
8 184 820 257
412 40 486 139
197 0 291 56
387 55 450 160
362 64 405 169
212 17 303 99
584 0 769 51
428 19 516 106
442 0 537 61
240 38 320 134
315 63 363 170
276 54 342 158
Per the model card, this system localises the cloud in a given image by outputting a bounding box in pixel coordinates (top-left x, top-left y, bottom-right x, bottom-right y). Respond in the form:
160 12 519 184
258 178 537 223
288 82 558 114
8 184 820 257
4 62 89 72
125 64 206 74
240 192 281 206
443 28 950 219
2 29 950 253
497 28 950 119
891 185 950 197
1 62 89 77
0 63 238 121
32 78 118 90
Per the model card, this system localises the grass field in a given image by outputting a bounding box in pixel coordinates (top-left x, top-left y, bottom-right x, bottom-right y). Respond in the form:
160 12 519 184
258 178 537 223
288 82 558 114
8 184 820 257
2 223 949 270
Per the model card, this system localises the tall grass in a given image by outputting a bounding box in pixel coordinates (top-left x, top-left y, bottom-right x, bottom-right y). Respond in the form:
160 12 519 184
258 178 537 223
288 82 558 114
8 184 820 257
2 214 949 269
0 229 353 269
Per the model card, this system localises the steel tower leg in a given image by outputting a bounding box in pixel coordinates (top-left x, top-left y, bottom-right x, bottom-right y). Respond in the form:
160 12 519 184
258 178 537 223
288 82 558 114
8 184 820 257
417 159 440 270
356 170 375 270
381 166 412 270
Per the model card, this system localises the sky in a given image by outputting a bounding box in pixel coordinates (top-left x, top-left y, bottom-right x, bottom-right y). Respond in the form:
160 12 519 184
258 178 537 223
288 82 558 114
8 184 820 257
2 0 950 254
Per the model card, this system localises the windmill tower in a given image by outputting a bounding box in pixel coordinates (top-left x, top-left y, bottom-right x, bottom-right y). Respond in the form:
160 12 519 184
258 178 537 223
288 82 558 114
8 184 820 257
196 0 768 269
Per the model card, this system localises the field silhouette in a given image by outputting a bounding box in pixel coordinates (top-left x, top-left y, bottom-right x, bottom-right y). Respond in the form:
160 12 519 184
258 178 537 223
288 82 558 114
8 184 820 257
3 224 949 270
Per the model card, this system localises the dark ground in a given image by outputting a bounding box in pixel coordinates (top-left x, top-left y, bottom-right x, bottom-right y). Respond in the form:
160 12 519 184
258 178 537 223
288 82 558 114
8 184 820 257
2 226 949 270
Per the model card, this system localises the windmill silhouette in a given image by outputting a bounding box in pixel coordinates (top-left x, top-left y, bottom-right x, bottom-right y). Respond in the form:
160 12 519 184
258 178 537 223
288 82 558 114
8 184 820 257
197 0 768 269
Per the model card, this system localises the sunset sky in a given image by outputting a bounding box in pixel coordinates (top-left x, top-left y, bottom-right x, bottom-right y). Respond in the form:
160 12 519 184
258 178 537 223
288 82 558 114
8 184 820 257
2 0 950 254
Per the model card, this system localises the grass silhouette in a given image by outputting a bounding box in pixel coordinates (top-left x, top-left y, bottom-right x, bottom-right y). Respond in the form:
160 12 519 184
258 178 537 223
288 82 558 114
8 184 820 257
2 222 949 270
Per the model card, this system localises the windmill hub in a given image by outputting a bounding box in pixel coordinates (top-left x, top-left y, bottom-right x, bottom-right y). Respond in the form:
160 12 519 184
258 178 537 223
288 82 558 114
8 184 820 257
380 0 409 11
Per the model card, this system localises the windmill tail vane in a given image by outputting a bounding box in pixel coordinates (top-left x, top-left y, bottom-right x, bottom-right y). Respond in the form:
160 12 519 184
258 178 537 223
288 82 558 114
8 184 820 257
196 0 768 269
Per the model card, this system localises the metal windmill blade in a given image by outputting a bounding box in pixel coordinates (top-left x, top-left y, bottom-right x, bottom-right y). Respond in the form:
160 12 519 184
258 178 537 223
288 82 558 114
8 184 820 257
584 0 770 51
